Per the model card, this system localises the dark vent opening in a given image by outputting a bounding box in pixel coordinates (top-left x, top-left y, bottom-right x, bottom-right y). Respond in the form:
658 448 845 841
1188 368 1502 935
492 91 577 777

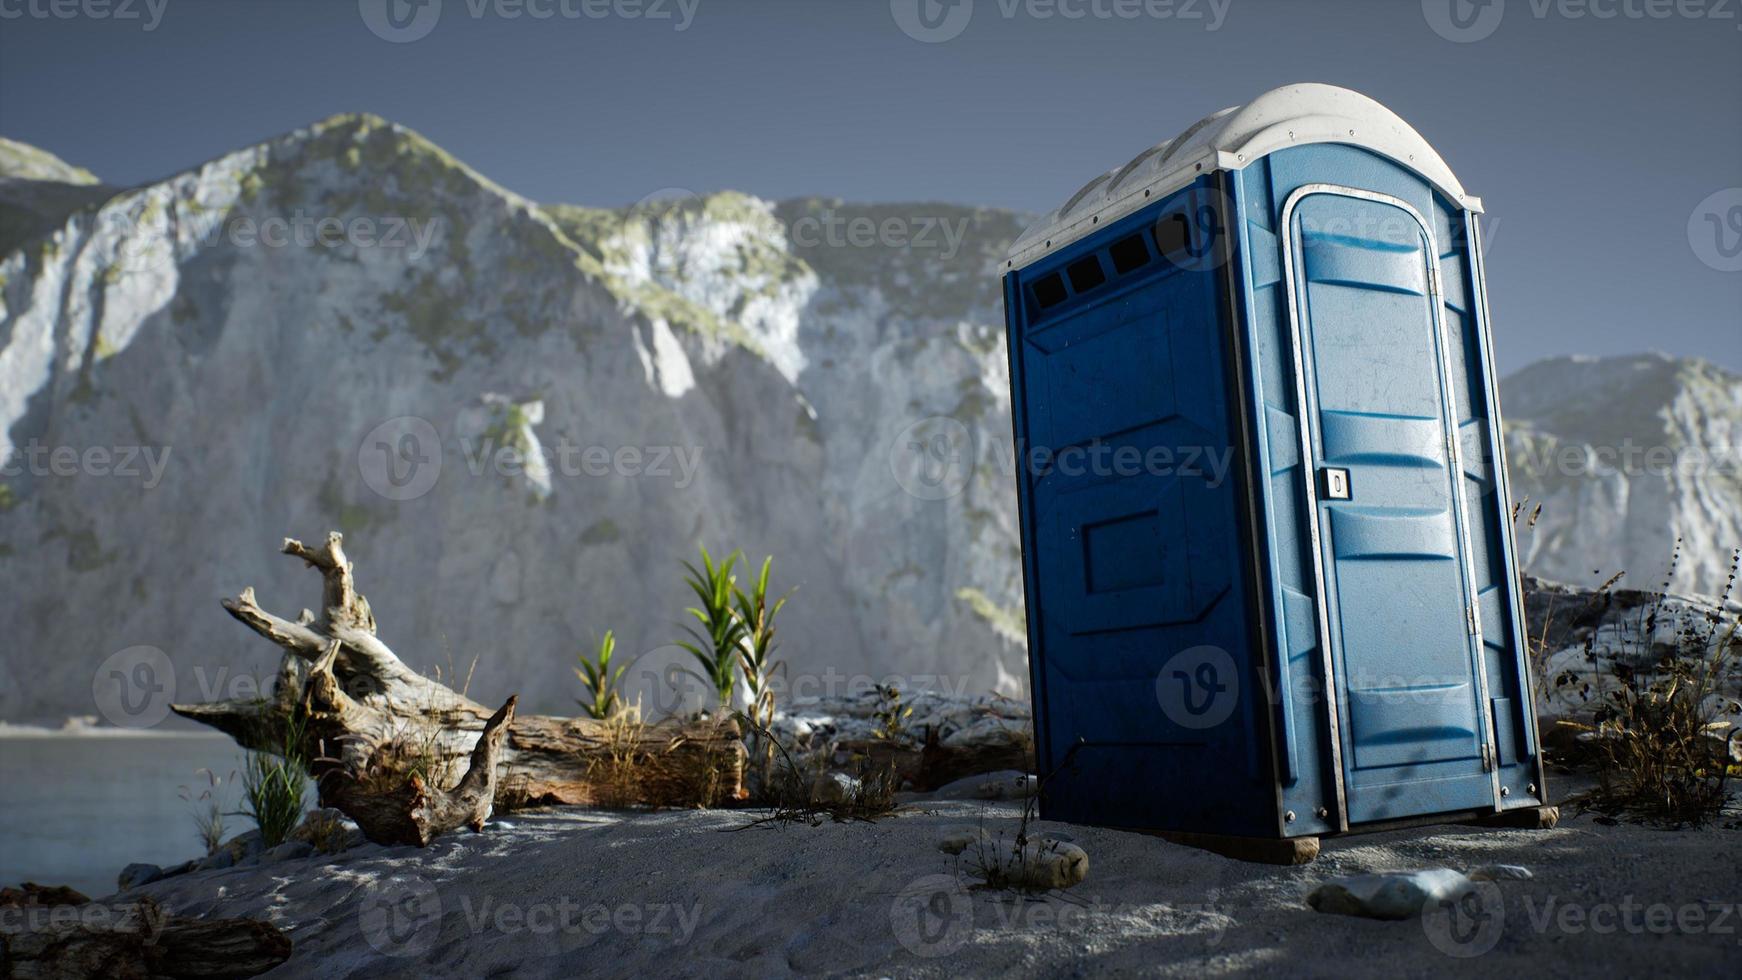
1109 234 1150 275
1155 212 1192 259
1031 272 1068 309
1066 256 1107 293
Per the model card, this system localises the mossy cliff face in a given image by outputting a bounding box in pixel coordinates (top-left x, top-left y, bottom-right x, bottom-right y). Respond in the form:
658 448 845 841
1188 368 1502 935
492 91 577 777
0 124 1031 722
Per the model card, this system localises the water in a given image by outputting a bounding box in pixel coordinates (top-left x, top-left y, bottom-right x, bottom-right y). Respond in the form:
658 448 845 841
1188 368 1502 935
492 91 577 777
0 732 299 898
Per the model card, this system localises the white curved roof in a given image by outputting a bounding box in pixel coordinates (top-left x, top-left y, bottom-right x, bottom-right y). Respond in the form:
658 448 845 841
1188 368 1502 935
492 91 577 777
1007 83 1480 269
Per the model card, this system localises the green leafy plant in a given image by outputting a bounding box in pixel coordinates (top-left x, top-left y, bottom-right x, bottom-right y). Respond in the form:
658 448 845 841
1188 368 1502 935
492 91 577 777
178 767 233 855
677 546 747 710
734 556 789 781
575 629 631 720
239 709 309 848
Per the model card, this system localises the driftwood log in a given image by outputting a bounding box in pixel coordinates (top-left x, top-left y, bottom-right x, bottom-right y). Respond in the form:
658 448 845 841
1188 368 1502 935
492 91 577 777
0 895 290 980
171 532 743 845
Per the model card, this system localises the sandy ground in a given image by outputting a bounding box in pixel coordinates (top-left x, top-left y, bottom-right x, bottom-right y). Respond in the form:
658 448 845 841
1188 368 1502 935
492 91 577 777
111 776 1739 980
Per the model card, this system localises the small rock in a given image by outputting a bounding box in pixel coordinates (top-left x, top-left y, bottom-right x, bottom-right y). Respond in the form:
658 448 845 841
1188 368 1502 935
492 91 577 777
116 863 163 891
292 808 356 853
208 829 264 865
1469 864 1533 882
928 770 1036 802
262 841 314 863
811 772 860 804
195 849 235 872
971 839 1089 891
937 831 984 856
1307 869 1474 920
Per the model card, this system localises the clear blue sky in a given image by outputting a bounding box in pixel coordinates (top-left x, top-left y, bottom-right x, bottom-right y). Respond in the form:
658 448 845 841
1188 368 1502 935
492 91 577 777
2 0 1737 372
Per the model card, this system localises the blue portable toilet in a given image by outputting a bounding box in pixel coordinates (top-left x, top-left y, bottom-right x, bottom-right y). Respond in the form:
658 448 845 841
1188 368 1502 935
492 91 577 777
1002 84 1547 850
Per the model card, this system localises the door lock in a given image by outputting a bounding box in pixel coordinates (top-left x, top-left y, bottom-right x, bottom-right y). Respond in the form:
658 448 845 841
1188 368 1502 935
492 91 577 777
1321 467 1351 500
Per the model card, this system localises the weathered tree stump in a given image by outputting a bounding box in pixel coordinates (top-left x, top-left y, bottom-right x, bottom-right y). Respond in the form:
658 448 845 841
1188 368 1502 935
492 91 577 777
0 896 290 979
171 532 743 845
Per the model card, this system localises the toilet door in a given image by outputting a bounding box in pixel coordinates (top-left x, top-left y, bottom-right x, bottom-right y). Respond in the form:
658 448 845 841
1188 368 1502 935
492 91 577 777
1282 186 1500 825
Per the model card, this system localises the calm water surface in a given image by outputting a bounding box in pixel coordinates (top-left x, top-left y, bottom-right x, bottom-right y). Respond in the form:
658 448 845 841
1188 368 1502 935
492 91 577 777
0 732 298 898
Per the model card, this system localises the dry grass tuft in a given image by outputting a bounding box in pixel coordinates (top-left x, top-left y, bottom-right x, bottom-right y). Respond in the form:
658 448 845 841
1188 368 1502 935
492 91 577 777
1562 543 1741 826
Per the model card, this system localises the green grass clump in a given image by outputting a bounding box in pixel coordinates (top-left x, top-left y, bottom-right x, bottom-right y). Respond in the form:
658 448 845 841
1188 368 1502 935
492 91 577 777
239 710 310 848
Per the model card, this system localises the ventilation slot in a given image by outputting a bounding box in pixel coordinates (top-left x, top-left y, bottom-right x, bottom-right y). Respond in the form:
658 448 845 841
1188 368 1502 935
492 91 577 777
1155 212 1192 260
1066 256 1107 293
1109 234 1150 275
1031 272 1068 309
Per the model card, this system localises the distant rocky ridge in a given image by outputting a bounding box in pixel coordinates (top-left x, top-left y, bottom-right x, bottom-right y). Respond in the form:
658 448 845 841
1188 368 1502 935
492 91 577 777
1502 354 1741 594
0 118 1735 723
